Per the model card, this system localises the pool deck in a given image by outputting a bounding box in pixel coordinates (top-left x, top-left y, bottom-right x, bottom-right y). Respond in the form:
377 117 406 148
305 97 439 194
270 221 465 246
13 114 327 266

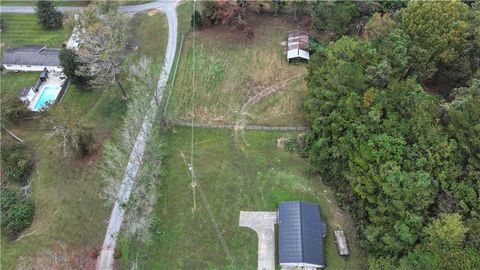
28 72 66 111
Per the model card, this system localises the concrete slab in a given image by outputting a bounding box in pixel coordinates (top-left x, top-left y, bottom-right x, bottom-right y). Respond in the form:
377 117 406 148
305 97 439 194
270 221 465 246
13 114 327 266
239 211 277 270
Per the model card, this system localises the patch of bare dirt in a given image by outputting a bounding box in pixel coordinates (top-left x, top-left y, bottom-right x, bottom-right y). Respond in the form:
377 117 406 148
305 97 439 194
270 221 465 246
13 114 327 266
234 74 304 134
147 9 160 16
17 243 98 270
246 74 303 105
422 79 457 99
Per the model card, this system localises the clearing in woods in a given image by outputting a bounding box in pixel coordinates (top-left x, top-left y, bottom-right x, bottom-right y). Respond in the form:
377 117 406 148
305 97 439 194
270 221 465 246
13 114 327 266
166 13 308 126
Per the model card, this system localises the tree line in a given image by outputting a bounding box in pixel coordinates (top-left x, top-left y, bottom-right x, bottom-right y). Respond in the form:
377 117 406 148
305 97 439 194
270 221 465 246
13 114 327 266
303 1 479 269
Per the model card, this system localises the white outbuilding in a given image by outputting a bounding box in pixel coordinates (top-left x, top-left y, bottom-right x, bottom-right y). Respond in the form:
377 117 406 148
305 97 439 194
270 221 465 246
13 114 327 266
287 30 309 63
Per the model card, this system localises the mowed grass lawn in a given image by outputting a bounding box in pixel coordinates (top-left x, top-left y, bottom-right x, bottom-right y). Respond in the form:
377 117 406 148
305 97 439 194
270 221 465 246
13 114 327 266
167 13 308 126
0 72 39 98
0 14 66 48
0 11 167 269
119 128 366 269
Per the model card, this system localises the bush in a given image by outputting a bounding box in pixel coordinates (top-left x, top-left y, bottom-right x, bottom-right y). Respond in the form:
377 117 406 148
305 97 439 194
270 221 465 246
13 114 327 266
308 38 325 55
1 143 34 184
0 18 5 32
1 96 29 123
191 10 203 28
0 189 34 238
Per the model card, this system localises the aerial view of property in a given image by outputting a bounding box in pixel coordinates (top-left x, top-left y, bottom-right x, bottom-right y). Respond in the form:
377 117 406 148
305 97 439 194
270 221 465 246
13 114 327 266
0 0 479 269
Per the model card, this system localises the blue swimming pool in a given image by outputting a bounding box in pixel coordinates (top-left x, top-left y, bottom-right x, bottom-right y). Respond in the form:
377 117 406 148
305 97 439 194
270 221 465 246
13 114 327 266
33 85 61 111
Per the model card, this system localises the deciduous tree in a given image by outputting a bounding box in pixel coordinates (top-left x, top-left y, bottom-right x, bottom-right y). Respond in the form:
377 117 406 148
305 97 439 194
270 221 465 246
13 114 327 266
312 0 359 35
400 0 470 80
1 96 29 124
47 105 95 158
444 80 480 217
76 0 130 99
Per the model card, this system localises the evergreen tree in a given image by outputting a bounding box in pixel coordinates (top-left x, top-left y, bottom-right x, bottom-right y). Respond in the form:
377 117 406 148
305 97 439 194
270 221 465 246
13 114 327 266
59 48 91 89
35 0 63 29
191 10 203 28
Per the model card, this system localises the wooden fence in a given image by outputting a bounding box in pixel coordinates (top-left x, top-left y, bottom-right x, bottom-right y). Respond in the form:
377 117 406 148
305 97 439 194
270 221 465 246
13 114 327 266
163 119 309 131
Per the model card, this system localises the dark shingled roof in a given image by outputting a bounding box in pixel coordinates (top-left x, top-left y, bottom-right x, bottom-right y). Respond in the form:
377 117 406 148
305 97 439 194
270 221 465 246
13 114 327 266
279 201 325 267
2 45 60 66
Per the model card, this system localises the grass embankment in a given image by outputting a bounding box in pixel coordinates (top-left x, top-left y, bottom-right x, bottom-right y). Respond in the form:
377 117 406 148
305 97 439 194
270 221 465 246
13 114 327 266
0 11 167 269
119 128 366 269
167 13 307 126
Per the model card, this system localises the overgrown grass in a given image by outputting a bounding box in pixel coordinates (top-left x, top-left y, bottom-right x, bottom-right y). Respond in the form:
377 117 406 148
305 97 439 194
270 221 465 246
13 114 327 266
177 0 193 34
0 13 65 48
129 11 168 61
119 127 366 270
167 13 307 126
0 11 168 269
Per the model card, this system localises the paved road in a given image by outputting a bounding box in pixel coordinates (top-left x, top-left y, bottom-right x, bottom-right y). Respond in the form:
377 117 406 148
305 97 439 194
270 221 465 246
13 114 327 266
0 0 175 13
95 2 178 269
239 211 277 270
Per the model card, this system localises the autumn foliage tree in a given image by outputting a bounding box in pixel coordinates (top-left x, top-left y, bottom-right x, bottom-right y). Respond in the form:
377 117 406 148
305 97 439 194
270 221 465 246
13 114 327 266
201 0 249 32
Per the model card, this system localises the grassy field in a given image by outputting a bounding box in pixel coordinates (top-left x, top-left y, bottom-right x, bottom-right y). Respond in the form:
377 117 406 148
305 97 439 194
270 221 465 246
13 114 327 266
176 0 193 34
119 127 366 269
0 72 39 98
166 13 308 126
0 11 167 269
0 13 66 48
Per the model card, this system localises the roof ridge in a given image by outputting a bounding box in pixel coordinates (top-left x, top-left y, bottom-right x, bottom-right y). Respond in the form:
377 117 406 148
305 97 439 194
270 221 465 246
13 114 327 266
299 201 305 263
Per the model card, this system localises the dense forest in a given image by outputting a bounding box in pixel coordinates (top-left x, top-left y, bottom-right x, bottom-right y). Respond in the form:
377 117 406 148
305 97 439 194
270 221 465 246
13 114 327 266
303 0 480 269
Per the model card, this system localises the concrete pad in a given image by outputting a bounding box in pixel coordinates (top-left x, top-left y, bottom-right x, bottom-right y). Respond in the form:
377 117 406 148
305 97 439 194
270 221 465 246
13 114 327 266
239 211 277 270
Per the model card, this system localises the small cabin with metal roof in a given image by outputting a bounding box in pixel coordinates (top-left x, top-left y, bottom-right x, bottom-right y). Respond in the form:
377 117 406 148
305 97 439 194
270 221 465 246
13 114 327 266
287 30 310 63
278 201 327 269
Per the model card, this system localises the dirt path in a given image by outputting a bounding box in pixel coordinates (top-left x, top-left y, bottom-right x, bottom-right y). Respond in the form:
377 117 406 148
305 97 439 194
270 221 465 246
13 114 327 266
234 74 305 135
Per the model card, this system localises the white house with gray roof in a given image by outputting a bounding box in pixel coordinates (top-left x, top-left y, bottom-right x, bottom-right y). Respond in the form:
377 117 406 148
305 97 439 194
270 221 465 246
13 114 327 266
1 45 62 72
